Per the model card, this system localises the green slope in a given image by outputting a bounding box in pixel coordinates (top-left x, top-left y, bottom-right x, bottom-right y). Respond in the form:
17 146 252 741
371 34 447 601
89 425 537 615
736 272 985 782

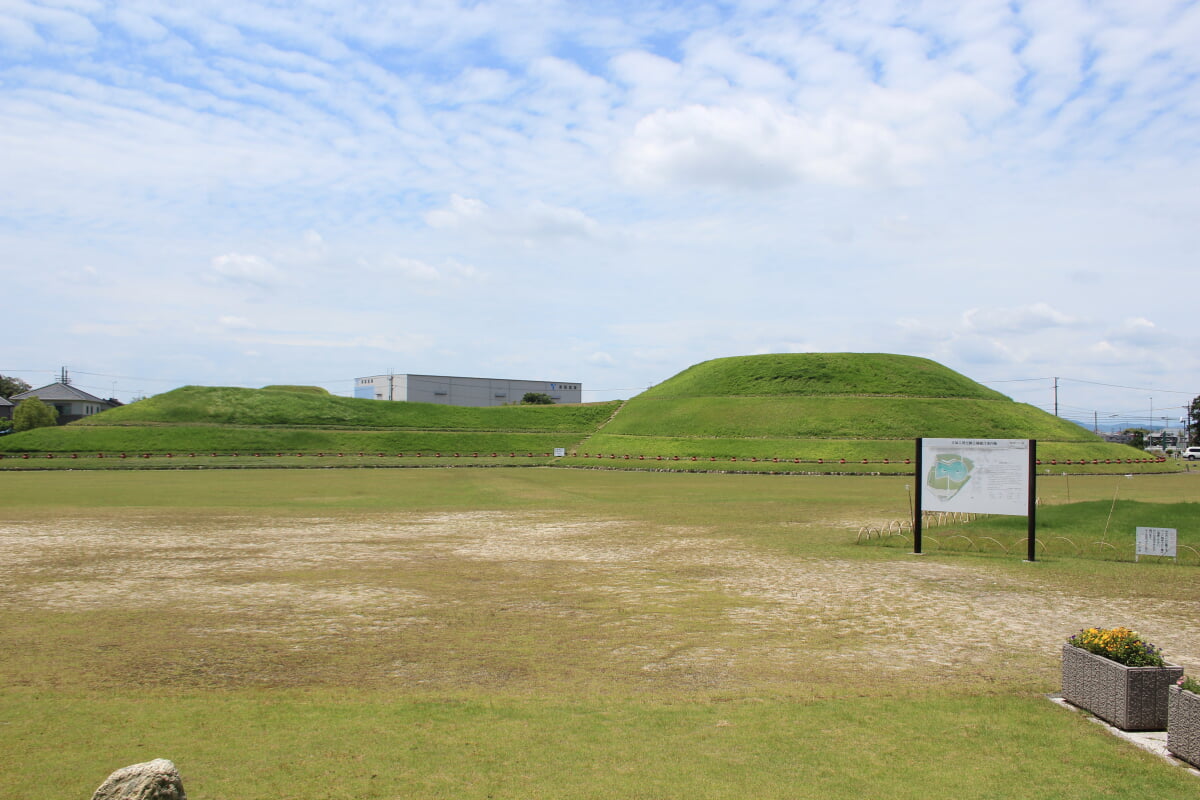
575 354 1159 472
601 396 1097 440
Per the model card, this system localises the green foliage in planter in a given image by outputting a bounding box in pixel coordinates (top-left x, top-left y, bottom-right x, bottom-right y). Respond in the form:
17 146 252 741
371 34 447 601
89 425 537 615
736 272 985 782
1067 627 1166 667
1178 676 1200 693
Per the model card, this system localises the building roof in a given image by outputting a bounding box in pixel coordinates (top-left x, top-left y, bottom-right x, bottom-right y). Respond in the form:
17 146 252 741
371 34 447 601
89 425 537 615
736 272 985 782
0 396 12 406
11 382 109 404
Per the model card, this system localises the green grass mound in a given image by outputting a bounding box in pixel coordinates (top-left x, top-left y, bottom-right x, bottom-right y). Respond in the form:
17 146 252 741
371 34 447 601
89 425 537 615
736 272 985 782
0 386 619 458
576 354 1159 472
74 385 617 431
640 352 1010 399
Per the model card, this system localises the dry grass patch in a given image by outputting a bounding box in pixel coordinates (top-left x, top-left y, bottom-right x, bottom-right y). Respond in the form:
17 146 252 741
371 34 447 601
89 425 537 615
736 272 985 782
3 501 1197 697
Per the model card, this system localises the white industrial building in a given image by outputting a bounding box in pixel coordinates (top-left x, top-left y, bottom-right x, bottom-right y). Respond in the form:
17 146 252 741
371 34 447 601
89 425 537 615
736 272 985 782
355 374 582 407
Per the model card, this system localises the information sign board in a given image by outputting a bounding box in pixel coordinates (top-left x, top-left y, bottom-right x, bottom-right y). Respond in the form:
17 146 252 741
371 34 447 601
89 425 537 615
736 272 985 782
919 438 1031 517
1136 527 1177 560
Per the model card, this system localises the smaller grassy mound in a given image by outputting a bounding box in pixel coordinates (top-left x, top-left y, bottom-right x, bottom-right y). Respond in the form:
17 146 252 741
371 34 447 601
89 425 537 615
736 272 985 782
0 386 621 458
73 386 618 431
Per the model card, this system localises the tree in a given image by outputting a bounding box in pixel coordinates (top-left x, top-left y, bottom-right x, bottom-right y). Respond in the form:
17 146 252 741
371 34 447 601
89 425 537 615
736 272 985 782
1127 429 1146 450
1189 395 1200 448
13 397 57 432
521 392 554 405
0 374 31 399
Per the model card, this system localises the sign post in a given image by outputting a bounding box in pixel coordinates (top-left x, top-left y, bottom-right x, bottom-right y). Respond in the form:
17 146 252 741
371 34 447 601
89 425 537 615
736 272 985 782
914 438 1038 560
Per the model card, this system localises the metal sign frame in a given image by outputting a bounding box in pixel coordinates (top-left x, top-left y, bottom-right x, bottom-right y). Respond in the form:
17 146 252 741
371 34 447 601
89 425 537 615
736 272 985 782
913 438 1038 561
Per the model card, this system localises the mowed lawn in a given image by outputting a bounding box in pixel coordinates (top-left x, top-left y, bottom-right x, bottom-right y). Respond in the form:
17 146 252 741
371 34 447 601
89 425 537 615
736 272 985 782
2 469 1198 799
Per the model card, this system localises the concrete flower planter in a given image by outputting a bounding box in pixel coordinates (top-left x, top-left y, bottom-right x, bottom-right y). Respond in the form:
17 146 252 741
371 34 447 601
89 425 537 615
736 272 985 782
1168 685 1200 767
1061 644 1183 731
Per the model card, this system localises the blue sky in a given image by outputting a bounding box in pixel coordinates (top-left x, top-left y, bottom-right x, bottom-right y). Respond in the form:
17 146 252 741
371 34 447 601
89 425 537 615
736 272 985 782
2 0 1197 429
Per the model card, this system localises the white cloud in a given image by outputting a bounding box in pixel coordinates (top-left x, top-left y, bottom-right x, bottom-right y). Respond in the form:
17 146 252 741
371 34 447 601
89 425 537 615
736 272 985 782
218 316 255 330
111 9 171 42
962 303 1078 335
424 194 490 229
1106 317 1166 348
374 256 440 281
618 100 927 190
0 14 42 51
587 351 616 367
209 253 286 287
355 254 483 288
425 194 600 241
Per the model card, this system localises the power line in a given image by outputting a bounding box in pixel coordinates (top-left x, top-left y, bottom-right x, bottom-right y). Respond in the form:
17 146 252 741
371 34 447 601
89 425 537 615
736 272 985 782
1059 377 1195 395
985 375 1195 395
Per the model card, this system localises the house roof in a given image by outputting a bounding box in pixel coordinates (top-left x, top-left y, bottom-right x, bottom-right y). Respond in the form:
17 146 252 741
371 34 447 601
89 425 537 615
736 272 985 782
0 396 12 406
11 382 109 404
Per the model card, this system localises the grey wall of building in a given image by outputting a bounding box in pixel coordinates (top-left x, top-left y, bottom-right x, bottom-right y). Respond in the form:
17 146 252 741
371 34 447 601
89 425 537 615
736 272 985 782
355 374 582 407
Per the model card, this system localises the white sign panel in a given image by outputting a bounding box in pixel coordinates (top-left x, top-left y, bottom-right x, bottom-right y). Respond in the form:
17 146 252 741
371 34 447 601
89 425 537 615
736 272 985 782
1136 527 1177 558
553 447 566 457
921 439 1031 517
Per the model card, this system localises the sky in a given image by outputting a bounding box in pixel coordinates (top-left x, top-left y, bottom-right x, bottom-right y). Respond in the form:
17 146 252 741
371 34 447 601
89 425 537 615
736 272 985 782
2 0 1198 431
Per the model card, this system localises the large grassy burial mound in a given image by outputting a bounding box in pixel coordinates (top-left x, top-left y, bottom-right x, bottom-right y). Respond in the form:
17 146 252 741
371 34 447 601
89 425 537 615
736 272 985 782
572 353 1156 472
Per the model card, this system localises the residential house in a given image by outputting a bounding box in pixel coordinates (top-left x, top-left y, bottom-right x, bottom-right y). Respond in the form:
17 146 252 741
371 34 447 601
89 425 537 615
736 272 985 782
10 382 117 424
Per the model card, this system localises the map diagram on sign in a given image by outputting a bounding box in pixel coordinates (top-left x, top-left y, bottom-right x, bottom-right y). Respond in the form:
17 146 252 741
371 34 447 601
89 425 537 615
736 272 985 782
926 453 975 502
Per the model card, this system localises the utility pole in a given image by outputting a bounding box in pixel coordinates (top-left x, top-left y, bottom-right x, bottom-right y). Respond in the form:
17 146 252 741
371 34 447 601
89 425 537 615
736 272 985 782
1053 377 1058 416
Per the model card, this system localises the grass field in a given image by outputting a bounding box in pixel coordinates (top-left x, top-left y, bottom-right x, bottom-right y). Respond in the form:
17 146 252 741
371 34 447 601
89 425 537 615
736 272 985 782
3 469 1199 798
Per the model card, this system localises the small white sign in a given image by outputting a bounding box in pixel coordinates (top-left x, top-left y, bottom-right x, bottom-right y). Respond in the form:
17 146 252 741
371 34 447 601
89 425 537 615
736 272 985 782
553 447 566 457
1136 527 1177 559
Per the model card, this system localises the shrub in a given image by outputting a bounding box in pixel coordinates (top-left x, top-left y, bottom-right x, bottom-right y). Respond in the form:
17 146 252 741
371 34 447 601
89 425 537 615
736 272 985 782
13 397 58 432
